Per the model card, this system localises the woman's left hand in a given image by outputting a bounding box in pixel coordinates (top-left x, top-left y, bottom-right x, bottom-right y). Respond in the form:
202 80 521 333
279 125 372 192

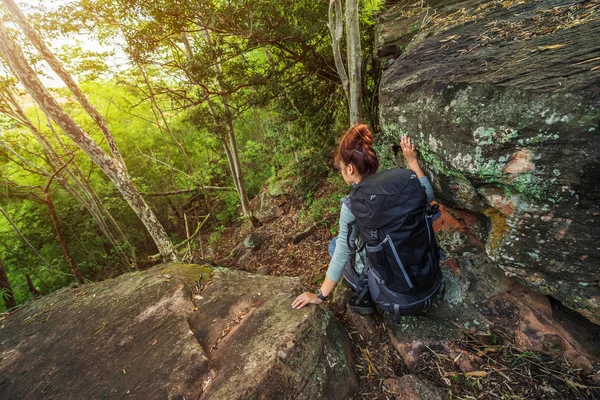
292 292 322 309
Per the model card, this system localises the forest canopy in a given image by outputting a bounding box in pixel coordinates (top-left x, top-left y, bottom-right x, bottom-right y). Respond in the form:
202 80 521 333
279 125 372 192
0 0 384 310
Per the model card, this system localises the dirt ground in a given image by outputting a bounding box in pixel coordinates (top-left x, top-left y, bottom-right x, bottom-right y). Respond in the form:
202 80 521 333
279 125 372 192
196 180 600 400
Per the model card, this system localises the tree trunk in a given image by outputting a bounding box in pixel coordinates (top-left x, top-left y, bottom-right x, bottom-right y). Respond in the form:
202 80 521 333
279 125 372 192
1 0 127 168
3 89 135 271
26 274 41 296
0 206 52 268
46 119 138 269
345 0 362 125
224 119 252 217
328 0 350 103
201 30 252 219
138 65 194 174
0 256 17 310
0 19 177 262
44 190 85 284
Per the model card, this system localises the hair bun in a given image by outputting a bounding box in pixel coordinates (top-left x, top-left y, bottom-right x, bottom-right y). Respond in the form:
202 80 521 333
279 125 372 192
354 124 373 146
335 124 378 177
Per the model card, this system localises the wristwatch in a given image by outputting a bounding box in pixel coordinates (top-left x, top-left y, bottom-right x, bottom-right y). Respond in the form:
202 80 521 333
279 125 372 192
315 289 328 301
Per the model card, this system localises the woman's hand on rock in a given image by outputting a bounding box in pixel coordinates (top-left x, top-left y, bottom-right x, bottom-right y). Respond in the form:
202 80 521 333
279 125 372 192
292 292 322 309
400 135 418 164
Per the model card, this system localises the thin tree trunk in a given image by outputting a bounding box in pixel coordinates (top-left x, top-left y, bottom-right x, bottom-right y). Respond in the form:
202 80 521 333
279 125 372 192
0 206 52 268
201 30 252 218
41 156 84 284
44 190 85 284
199 79 248 220
47 119 138 269
3 88 135 271
1 0 127 168
0 256 17 310
138 65 194 174
225 118 252 217
328 0 350 103
345 0 362 125
0 19 177 261
26 274 41 296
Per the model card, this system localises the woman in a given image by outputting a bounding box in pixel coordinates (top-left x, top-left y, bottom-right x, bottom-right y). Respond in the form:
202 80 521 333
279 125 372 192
291 124 435 312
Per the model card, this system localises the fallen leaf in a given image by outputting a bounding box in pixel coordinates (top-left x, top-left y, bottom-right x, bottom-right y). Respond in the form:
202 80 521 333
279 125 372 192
538 44 565 50
465 371 488 377
440 34 461 42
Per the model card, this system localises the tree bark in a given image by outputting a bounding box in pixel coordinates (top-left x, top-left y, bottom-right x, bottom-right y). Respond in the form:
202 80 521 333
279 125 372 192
138 65 194 174
345 0 362 125
26 274 41 296
0 256 17 310
328 0 350 103
44 189 85 284
0 19 177 262
1 0 127 168
201 30 252 219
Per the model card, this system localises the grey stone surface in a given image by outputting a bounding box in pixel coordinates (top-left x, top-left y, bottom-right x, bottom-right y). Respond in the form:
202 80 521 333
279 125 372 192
0 264 358 399
377 0 600 324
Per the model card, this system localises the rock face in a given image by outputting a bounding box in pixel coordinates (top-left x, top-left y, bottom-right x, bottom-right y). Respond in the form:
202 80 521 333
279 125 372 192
385 247 595 373
0 264 357 399
377 0 600 323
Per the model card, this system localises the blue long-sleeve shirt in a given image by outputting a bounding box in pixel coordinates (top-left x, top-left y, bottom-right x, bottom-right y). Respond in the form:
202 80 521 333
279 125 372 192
325 176 435 283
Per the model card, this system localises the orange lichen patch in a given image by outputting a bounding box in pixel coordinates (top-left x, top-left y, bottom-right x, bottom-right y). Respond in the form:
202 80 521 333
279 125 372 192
483 207 510 259
504 149 535 175
554 218 572 240
432 203 469 233
541 211 555 222
443 258 459 274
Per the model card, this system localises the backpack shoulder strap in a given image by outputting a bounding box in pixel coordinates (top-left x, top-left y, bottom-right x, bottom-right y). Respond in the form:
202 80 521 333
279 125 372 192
340 195 351 209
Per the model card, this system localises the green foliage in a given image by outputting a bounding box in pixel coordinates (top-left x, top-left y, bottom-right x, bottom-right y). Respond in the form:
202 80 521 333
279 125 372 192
207 226 226 246
301 173 347 226
360 0 386 26
0 0 376 307
215 190 242 225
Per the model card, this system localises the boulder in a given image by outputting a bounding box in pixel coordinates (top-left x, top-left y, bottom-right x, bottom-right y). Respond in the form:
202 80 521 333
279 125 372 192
0 264 358 399
250 187 284 224
377 0 600 323
385 250 594 372
243 232 265 250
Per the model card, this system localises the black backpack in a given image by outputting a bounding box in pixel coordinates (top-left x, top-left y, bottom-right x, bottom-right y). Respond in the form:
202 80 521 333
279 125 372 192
344 167 444 321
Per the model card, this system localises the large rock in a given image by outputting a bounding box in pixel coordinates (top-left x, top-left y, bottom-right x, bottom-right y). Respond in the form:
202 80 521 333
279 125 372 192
250 187 285 224
386 249 595 373
377 0 600 323
0 264 358 399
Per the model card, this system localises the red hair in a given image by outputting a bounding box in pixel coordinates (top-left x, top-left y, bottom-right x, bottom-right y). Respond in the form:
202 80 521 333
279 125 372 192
335 124 378 177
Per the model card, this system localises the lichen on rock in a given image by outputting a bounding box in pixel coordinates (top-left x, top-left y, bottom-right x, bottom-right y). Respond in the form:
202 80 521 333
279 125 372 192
377 0 600 324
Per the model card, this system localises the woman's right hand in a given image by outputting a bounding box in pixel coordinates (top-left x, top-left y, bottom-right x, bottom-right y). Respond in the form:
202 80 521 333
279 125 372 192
400 135 417 163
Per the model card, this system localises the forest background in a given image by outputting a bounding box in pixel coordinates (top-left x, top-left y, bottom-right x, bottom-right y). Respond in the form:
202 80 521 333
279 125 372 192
0 0 386 310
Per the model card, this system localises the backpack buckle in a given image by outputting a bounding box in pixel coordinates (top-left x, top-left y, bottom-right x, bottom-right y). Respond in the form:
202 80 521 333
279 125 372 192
370 229 378 241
